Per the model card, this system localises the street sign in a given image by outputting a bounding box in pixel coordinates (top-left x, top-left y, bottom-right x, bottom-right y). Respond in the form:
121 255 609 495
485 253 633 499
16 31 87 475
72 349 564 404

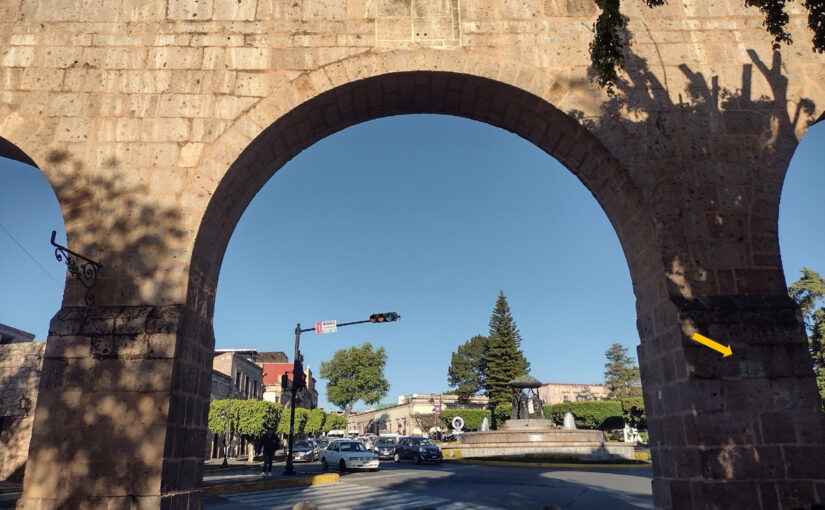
315 320 337 334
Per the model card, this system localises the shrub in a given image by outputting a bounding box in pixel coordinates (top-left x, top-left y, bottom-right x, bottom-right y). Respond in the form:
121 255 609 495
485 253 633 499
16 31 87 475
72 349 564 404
494 402 512 427
544 401 623 430
439 409 491 431
620 397 646 430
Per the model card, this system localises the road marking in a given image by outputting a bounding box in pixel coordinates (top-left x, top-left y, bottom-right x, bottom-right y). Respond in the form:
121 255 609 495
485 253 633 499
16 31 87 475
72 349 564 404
207 480 504 509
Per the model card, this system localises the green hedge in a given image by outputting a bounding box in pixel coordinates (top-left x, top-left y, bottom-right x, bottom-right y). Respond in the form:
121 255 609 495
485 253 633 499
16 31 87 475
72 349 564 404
439 409 491 431
544 401 623 430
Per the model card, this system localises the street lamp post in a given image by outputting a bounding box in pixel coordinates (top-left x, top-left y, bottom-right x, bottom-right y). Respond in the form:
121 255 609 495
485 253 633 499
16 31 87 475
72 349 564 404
283 312 400 476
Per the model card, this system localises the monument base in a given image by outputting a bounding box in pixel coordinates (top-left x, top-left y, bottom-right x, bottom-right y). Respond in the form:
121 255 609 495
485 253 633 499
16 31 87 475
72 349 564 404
447 420 635 461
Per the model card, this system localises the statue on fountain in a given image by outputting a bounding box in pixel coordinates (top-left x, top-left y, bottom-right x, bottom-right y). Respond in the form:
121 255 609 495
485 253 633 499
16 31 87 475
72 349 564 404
508 375 545 421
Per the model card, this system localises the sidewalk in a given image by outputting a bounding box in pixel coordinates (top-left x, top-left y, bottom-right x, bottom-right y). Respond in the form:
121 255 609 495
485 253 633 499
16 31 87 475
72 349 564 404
202 458 339 495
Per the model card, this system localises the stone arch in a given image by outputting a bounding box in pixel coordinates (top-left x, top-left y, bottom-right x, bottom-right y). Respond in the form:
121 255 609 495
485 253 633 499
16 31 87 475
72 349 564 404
188 62 664 327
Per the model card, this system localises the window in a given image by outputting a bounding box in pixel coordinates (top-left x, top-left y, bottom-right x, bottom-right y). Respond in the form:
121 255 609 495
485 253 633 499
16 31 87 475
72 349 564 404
563 395 570 402
235 371 241 390
253 380 258 398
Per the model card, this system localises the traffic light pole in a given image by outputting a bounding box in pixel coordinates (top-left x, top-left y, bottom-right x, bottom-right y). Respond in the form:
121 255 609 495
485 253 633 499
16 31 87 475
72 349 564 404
283 313 400 476
284 323 311 476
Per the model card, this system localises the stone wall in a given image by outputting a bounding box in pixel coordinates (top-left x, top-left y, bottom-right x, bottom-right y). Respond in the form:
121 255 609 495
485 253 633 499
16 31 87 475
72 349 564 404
0 341 45 481
1 0 824 508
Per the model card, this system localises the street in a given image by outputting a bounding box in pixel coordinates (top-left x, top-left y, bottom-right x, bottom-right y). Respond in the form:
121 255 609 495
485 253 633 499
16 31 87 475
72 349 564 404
204 461 654 510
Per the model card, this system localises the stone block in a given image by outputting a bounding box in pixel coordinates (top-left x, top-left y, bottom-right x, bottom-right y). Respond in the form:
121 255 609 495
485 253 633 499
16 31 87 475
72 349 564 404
213 0 257 19
167 0 213 19
226 48 271 70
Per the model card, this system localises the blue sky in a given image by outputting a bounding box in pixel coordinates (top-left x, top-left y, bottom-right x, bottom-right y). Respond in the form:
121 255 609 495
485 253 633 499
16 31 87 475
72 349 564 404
1 115 823 412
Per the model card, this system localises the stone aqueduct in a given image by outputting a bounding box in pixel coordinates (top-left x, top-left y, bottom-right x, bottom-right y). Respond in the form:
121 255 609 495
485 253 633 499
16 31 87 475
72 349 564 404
1 0 824 508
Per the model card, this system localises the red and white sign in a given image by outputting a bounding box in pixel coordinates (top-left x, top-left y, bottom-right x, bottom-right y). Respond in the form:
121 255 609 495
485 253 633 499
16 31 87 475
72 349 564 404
315 320 337 334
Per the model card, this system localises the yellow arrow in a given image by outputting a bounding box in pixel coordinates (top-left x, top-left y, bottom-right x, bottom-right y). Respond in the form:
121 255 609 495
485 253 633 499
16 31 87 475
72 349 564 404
691 333 733 357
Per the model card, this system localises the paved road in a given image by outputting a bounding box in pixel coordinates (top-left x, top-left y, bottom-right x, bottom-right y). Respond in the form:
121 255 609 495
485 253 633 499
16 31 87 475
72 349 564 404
205 462 654 510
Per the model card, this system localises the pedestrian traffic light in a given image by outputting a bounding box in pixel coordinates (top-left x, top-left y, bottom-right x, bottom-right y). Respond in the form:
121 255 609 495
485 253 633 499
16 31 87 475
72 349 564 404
369 312 400 323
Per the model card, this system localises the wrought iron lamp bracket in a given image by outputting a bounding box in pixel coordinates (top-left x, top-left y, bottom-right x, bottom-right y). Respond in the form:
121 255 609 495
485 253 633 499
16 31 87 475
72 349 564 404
50 230 103 306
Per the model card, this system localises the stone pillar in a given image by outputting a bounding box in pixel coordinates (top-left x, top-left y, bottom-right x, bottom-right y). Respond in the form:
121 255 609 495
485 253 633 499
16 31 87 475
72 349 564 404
641 295 825 510
17 304 213 510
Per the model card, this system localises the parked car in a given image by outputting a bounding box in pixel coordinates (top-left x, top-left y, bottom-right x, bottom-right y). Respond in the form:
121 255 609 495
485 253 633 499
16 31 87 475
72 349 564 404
393 436 443 464
291 440 319 462
320 439 379 472
314 437 330 450
373 436 398 459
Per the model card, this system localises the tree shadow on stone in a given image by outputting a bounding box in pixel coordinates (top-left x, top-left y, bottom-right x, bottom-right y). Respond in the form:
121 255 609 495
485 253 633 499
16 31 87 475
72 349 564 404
14 150 211 509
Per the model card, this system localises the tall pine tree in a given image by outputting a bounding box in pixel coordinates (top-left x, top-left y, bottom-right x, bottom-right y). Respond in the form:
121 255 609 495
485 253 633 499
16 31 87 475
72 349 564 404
483 291 530 428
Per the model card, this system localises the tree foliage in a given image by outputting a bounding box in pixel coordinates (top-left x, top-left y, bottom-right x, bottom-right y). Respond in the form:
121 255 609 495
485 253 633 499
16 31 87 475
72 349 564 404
589 0 825 95
603 343 642 400
620 397 647 430
322 413 348 432
484 291 530 428
447 335 489 403
278 407 309 435
207 399 281 437
319 342 390 419
413 413 440 433
304 408 327 436
788 267 825 408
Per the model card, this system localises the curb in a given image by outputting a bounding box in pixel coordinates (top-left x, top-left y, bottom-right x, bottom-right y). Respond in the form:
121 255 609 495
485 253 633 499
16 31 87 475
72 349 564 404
203 473 340 495
444 458 652 470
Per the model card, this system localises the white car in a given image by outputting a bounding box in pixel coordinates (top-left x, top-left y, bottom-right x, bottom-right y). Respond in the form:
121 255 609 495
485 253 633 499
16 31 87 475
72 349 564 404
319 439 379 472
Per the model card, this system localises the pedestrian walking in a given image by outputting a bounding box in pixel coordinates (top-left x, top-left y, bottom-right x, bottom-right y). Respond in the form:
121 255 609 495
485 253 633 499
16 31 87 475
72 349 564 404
261 432 278 476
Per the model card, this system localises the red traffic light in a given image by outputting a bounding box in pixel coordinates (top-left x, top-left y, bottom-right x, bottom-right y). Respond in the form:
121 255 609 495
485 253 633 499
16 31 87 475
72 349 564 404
370 312 400 323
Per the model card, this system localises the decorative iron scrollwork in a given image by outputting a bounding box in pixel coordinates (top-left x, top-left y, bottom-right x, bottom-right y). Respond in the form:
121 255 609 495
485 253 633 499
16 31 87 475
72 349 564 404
50 230 103 306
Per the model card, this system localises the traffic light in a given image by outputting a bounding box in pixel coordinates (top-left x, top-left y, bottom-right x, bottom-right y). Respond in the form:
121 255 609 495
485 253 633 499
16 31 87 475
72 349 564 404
280 373 289 391
369 312 400 323
293 359 305 390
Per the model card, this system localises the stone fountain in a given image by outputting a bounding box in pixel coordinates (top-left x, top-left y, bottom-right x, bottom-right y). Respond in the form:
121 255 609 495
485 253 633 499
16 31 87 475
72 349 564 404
445 376 634 461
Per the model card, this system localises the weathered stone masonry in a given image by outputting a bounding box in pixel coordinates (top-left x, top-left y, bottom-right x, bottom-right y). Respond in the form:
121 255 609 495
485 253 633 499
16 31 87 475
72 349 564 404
0 341 44 482
1 0 824 508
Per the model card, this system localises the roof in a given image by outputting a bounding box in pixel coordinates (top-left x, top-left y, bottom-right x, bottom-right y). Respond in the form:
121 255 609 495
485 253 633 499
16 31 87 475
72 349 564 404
261 362 295 384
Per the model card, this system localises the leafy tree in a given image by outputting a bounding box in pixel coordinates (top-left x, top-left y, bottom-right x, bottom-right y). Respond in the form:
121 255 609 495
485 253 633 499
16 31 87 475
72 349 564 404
322 413 348 432
413 413 439 434
484 291 530 428
278 406 309 436
319 343 391 419
603 343 642 400
208 399 282 462
789 267 825 408
304 408 327 437
589 0 825 94
447 335 489 403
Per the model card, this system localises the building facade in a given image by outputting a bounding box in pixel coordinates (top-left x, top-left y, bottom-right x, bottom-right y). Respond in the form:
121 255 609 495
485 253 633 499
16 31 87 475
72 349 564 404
259 361 318 410
213 350 264 400
538 383 610 405
347 393 488 436
205 370 231 459
0 324 43 482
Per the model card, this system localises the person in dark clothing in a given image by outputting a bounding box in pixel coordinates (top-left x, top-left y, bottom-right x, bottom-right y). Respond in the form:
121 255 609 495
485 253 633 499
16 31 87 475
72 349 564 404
261 432 279 476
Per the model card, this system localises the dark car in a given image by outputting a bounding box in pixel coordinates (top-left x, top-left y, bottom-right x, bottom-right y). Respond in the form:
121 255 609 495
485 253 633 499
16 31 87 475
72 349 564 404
315 437 330 450
291 440 319 462
373 436 398 459
393 436 442 464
